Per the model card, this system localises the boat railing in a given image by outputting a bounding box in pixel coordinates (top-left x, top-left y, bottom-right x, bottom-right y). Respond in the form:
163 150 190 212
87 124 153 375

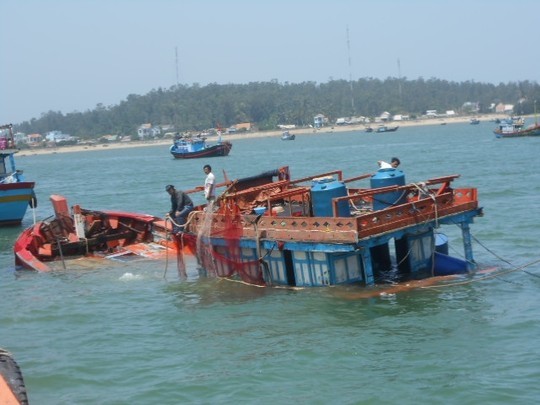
0 172 18 184
222 179 290 200
187 186 479 243
332 174 461 217
257 186 311 216
289 170 344 184
342 173 372 184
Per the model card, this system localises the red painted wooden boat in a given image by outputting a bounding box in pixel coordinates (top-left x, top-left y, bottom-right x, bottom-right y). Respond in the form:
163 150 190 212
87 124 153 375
14 195 179 272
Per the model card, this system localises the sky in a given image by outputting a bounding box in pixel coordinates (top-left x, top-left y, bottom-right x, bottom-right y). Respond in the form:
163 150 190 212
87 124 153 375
2 0 539 124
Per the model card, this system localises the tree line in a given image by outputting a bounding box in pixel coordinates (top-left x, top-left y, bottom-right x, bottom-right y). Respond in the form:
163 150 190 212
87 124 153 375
14 78 540 139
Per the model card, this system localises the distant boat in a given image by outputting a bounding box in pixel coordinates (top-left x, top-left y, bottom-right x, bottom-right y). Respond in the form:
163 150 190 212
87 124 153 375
494 121 540 138
493 116 540 138
470 118 480 125
376 125 399 133
0 123 36 226
281 131 295 140
365 126 373 133
170 133 232 159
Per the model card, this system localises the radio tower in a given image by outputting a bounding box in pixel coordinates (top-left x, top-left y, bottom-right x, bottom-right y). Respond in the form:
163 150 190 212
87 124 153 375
175 46 180 88
397 58 402 100
347 26 355 115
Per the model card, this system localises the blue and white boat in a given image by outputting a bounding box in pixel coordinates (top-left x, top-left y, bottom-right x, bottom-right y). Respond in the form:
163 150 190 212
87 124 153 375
376 125 399 133
170 133 232 159
494 116 540 138
0 124 36 226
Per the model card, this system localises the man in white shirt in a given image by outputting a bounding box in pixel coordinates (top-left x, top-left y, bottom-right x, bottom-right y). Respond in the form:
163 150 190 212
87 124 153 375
203 164 216 202
377 157 401 169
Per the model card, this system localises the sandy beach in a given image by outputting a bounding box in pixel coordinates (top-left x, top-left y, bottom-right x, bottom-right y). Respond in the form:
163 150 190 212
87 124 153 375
17 114 506 157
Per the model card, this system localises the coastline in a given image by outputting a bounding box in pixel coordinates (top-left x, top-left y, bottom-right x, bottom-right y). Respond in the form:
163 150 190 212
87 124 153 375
17 114 507 157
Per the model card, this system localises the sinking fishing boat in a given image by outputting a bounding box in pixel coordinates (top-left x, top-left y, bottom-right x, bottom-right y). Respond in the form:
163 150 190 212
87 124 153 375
0 123 36 226
176 165 483 287
14 195 177 272
169 133 232 159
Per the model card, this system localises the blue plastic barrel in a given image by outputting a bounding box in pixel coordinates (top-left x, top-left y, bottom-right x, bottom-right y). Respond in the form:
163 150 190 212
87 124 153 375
370 168 406 211
311 177 351 217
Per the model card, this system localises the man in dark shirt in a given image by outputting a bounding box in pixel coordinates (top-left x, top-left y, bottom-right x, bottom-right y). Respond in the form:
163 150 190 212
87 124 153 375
165 184 194 233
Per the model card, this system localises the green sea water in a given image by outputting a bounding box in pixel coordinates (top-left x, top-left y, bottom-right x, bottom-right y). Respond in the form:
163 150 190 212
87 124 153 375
1 122 540 404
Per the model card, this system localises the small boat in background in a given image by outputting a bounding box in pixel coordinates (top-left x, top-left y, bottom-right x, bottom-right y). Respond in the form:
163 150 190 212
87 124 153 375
493 116 540 138
281 131 295 140
365 126 373 133
170 133 232 159
376 125 399 133
14 195 178 272
470 118 480 125
0 123 36 226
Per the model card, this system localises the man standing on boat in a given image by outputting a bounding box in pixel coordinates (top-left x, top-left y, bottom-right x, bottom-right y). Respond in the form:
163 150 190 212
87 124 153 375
203 164 216 203
165 184 194 234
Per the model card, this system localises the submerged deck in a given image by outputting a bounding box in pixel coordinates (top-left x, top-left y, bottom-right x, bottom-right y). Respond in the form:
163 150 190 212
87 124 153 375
180 167 483 287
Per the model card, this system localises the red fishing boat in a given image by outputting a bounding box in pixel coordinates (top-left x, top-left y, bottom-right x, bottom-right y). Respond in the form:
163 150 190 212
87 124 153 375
14 195 178 272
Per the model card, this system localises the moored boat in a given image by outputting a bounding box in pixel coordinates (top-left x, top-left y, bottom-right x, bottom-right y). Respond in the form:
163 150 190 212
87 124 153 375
175 165 483 288
14 195 178 272
494 118 540 138
0 124 36 226
376 125 399 133
281 131 295 140
470 118 480 125
169 133 232 159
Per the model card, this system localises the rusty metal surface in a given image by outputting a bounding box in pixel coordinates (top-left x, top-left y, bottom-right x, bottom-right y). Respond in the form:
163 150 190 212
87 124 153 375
185 188 479 244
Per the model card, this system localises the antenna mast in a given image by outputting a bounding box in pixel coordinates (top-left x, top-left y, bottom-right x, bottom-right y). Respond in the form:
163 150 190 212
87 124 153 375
175 46 180 87
347 26 355 114
397 58 402 100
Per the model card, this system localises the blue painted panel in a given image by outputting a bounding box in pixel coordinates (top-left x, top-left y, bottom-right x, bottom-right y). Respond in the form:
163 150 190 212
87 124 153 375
293 251 331 286
329 252 363 284
263 249 288 285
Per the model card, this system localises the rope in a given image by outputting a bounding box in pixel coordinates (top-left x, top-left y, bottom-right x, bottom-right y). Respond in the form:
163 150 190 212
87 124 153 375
166 209 197 231
421 258 540 289
163 217 171 278
411 182 439 228
417 220 540 289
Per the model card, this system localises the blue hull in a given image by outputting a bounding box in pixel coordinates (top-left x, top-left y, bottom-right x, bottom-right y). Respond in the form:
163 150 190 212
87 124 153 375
0 183 35 225
170 141 232 159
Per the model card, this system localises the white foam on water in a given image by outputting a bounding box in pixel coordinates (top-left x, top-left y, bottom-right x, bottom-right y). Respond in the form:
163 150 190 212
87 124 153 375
119 272 143 281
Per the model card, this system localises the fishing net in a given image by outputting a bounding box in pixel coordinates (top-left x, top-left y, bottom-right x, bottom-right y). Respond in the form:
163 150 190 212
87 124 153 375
176 168 291 285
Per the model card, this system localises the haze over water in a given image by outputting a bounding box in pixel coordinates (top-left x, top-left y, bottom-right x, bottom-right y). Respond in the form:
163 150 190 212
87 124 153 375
2 122 540 404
